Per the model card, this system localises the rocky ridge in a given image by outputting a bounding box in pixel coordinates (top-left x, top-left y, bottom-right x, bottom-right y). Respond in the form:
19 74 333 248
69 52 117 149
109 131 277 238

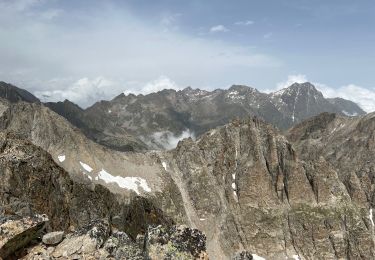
0 132 207 259
45 82 365 150
160 117 375 259
0 82 374 259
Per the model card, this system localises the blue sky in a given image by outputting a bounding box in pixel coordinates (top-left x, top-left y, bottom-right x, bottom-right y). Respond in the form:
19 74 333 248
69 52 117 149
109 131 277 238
0 0 374 111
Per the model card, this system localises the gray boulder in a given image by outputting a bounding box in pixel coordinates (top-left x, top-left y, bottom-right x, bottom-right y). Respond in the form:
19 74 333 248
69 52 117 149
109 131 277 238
42 231 64 245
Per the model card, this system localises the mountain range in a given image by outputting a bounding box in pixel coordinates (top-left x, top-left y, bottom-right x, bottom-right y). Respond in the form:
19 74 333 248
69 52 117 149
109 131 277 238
0 81 364 151
0 80 373 259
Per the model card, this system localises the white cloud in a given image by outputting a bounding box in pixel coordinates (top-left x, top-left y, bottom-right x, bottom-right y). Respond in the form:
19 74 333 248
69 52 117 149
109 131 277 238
144 129 195 150
0 0 43 12
40 9 63 20
0 2 280 100
235 20 254 26
160 13 181 32
124 76 182 95
210 25 229 33
317 84 375 113
263 32 273 39
35 76 182 108
35 77 119 108
276 74 308 90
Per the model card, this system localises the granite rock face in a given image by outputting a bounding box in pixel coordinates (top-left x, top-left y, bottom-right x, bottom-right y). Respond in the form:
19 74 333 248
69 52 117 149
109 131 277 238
288 112 375 213
160 117 375 259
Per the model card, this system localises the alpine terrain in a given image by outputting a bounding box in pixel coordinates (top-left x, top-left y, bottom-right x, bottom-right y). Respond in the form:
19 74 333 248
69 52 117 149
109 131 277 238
0 81 373 260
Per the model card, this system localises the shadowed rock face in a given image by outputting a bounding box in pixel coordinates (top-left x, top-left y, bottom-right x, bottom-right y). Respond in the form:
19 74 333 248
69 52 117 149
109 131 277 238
160 117 374 259
0 82 40 104
0 132 172 237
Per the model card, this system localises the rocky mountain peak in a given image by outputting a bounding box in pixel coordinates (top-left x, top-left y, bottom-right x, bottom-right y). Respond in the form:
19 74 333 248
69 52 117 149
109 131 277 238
0 81 40 103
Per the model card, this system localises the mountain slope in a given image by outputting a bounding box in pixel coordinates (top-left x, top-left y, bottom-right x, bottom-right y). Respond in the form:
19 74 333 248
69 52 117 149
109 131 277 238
288 112 375 206
0 99 374 258
268 82 364 123
47 82 365 150
0 132 210 259
0 81 40 103
45 100 148 152
0 101 188 224
161 117 374 259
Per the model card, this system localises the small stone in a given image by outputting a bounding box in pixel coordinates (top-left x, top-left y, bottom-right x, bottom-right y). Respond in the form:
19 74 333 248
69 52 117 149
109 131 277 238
42 231 64 245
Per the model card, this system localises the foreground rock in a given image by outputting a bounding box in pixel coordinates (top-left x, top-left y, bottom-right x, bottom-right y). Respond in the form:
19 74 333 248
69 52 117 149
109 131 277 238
0 132 208 258
17 219 207 259
42 231 64 245
0 214 47 259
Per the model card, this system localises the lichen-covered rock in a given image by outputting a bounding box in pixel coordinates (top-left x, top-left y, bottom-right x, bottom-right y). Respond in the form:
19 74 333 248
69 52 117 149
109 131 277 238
17 219 208 260
146 225 207 260
232 251 253 260
0 214 48 259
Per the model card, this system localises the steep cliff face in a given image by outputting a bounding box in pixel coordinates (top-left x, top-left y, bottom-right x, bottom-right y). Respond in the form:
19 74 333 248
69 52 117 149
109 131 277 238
288 112 375 210
160 117 374 259
45 100 148 152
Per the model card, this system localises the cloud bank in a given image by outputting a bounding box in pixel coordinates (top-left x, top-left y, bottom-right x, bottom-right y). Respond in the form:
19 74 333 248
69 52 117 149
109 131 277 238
0 0 280 108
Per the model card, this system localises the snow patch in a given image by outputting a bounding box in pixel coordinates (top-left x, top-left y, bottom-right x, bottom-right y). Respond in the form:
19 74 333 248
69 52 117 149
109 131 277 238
232 173 236 180
80 161 93 172
228 91 245 100
162 162 167 170
232 183 236 189
252 254 266 260
342 110 358 117
97 169 151 194
58 155 65 162
369 208 374 227
87 175 92 180
200 218 206 221
292 255 300 260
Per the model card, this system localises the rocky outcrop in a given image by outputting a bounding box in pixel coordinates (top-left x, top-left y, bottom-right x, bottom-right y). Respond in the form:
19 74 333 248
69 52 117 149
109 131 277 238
158 117 375 259
0 218 208 259
0 132 179 251
288 111 375 211
0 215 48 259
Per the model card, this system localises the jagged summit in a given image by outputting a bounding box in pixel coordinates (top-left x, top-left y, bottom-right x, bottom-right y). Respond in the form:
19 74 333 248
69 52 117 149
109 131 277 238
0 81 367 151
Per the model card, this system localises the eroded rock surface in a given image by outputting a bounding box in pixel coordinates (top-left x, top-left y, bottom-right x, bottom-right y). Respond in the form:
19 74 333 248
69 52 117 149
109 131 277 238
159 117 375 259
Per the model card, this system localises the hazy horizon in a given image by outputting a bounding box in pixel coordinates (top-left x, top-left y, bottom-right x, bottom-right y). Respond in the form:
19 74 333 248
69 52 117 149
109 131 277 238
0 0 374 111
